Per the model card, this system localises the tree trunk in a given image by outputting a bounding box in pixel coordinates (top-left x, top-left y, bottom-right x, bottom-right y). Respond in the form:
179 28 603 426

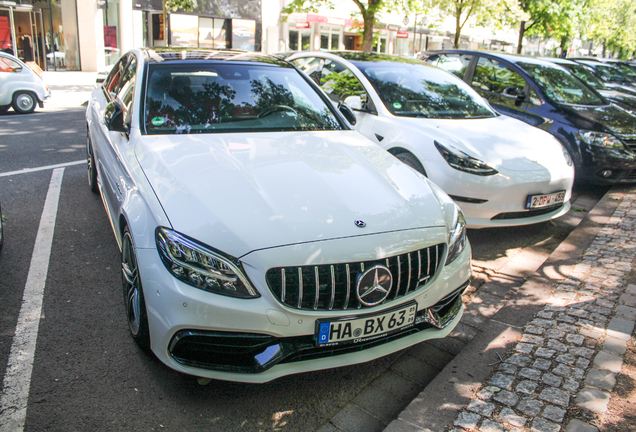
454 6 461 48
560 36 567 58
517 21 525 54
163 1 168 46
361 11 375 52
602 40 606 57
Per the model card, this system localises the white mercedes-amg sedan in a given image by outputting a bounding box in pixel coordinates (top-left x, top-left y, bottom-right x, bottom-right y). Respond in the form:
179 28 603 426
287 52 576 229
86 48 471 383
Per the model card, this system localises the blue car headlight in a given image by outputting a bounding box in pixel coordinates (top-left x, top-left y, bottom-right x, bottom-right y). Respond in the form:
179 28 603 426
577 130 624 149
156 227 259 298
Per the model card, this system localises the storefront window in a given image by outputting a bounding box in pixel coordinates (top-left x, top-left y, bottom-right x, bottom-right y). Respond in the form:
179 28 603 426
289 29 310 51
320 26 340 50
199 17 229 49
170 14 198 47
232 19 255 51
103 0 120 66
33 0 80 71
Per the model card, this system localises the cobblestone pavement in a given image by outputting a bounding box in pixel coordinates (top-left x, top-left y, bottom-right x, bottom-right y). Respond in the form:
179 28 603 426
448 190 636 432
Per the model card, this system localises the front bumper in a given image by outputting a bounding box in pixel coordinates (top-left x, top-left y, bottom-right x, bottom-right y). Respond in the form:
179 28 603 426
135 229 471 383
167 282 467 375
579 142 636 184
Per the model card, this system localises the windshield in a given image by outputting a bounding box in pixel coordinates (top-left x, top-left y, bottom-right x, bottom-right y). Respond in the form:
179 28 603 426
565 64 606 90
143 63 342 135
353 62 495 119
518 62 606 106
590 64 630 83
612 63 636 83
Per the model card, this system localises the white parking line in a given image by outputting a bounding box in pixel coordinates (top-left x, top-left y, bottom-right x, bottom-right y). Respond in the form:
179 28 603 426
0 168 64 431
0 160 84 178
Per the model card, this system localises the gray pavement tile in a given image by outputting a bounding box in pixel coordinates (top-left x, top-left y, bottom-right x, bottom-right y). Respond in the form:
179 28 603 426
330 403 386 432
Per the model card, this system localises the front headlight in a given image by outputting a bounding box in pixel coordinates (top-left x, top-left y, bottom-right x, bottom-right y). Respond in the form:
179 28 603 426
434 141 498 176
156 227 259 299
446 205 467 265
577 130 624 149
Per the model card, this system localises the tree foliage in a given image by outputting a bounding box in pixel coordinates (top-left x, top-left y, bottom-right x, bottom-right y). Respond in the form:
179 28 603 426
163 0 197 45
281 0 387 52
434 0 526 48
582 0 636 57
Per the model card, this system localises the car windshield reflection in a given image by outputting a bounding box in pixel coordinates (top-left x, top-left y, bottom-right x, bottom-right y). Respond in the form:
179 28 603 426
518 62 606 106
143 64 341 135
352 62 496 119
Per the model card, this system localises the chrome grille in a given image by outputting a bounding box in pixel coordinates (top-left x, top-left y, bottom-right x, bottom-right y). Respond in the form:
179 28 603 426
265 244 445 311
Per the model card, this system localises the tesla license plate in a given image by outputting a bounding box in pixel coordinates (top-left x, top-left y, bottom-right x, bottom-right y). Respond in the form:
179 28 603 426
526 191 565 209
315 302 417 347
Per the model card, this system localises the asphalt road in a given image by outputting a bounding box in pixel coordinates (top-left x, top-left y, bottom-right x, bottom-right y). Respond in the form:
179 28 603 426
0 108 609 431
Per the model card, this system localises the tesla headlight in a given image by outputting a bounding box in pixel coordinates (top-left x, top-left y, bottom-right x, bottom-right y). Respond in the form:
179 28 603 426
156 227 259 299
434 141 498 176
577 131 624 149
446 205 467 266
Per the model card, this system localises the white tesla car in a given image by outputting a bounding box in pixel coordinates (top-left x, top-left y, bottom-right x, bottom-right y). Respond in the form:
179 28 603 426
287 52 575 229
86 48 472 383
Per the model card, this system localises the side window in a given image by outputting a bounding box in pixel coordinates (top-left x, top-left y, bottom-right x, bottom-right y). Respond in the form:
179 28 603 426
527 87 542 107
472 57 526 97
104 55 128 97
431 54 472 79
117 57 137 113
318 60 374 112
0 57 22 73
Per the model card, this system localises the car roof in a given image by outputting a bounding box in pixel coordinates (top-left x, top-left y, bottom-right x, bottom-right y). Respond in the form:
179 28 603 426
323 51 428 66
539 57 579 66
141 48 291 68
425 50 561 67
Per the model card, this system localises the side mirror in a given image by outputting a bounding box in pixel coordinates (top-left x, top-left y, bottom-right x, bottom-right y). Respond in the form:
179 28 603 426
343 95 362 110
104 100 129 133
338 102 357 125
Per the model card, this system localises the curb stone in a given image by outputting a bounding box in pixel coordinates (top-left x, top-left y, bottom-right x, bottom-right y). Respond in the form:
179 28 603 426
384 185 635 432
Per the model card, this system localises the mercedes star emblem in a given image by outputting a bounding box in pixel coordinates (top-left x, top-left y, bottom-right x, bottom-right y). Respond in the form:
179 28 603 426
356 265 393 306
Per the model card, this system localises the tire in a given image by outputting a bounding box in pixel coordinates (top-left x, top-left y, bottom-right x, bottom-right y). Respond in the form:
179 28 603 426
87 132 99 194
121 226 150 349
395 151 427 177
0 203 4 251
11 91 37 114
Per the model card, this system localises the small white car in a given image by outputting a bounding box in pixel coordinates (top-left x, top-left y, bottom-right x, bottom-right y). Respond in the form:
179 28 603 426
0 51 50 114
86 48 472 383
287 52 575 229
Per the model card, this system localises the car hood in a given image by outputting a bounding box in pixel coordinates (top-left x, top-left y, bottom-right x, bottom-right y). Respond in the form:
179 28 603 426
134 131 447 258
561 103 636 138
399 115 569 172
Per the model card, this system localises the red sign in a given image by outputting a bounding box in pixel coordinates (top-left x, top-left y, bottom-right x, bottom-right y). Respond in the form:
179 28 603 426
0 17 10 49
104 26 118 49
397 31 409 39
295 22 310 29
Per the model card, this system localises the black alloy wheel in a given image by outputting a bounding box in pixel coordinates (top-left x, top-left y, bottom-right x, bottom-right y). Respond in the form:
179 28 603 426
87 131 99 194
121 226 150 348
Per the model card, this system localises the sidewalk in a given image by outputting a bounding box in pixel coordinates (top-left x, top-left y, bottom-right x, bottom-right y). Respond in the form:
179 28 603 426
40 71 96 110
385 184 636 432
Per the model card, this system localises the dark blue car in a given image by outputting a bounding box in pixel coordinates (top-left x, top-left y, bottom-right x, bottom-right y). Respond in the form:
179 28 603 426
421 51 636 184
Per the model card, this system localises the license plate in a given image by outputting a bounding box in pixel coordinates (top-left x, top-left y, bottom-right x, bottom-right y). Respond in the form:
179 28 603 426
526 191 565 209
315 302 417 347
